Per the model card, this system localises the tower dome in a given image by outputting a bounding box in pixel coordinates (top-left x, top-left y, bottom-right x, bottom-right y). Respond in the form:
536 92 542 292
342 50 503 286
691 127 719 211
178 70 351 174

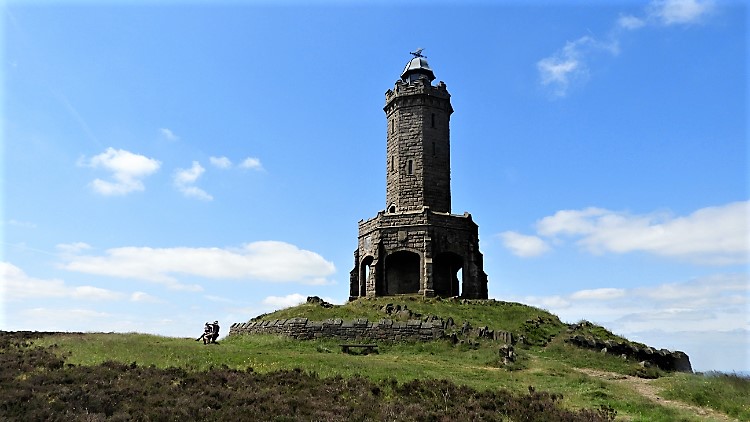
401 52 435 83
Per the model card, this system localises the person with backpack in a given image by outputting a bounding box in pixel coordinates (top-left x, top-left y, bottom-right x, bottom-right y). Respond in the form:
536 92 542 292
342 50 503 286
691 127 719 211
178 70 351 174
209 321 220 344
195 322 212 344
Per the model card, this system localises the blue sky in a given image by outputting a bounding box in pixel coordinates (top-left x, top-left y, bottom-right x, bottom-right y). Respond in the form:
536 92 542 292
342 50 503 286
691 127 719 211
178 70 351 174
2 0 747 372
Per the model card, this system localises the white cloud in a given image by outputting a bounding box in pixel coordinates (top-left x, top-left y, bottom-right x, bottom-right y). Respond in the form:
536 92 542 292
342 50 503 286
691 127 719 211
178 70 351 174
209 156 232 169
519 273 748 335
239 157 263 170
0 262 123 301
131 291 160 303
570 287 626 300
262 293 307 309
81 147 161 195
533 201 749 265
537 38 586 98
625 329 748 373
173 161 213 201
174 161 205 184
516 273 749 370
617 14 646 30
178 185 213 201
539 0 714 97
7 219 37 229
159 128 179 141
524 295 571 310
23 307 112 320
537 36 618 98
499 231 550 257
60 241 336 287
204 295 235 303
56 242 92 255
648 0 714 25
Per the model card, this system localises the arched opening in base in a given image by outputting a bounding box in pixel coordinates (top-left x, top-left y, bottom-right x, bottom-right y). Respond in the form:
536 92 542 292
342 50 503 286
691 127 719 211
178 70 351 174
383 251 420 295
433 252 463 297
359 256 374 297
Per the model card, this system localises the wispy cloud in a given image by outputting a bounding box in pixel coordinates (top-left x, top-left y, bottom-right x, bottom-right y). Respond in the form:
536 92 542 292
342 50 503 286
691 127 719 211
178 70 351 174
515 272 748 371
570 287 626 300
209 156 232 169
260 293 339 312
1 262 123 301
648 0 714 25
59 241 336 287
239 157 263 171
130 291 161 303
262 293 307 309
6 219 37 229
173 161 212 201
617 14 646 30
501 201 749 265
80 147 161 195
56 242 92 255
537 36 619 98
11 307 177 335
519 273 747 334
207 156 263 171
538 0 715 97
498 231 550 258
159 128 179 141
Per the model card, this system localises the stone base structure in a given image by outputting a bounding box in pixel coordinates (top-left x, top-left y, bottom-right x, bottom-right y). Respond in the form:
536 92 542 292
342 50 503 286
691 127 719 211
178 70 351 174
350 208 488 300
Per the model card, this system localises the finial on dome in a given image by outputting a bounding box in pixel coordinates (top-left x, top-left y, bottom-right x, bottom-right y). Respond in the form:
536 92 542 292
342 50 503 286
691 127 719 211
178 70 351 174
401 49 435 83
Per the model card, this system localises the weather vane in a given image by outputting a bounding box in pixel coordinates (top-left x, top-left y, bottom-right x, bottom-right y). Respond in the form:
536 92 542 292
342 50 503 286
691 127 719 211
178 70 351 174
410 48 426 58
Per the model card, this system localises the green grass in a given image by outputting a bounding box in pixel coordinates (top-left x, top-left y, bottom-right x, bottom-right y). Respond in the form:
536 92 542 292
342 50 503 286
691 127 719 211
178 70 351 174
27 298 746 421
538 337 650 376
658 371 750 420
35 332 722 421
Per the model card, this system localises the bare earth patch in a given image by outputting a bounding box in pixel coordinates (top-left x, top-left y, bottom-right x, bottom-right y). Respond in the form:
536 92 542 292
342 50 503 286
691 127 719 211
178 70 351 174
576 368 738 422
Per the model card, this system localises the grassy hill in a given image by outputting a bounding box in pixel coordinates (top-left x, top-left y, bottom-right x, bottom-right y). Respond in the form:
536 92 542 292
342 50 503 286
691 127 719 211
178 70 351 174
3 297 748 421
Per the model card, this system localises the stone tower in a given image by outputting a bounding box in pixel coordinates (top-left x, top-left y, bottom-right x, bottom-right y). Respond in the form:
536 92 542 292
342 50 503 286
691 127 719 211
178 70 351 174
350 52 488 300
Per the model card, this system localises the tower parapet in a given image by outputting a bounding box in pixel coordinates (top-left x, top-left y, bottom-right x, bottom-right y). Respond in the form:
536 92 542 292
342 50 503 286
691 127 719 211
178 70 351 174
385 79 451 105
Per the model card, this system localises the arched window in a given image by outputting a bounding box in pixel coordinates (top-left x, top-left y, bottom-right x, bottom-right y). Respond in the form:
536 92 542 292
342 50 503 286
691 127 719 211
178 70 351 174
407 160 413 175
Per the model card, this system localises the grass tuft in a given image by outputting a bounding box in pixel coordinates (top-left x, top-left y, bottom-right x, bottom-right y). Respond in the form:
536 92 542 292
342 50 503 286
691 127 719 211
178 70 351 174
658 371 750 420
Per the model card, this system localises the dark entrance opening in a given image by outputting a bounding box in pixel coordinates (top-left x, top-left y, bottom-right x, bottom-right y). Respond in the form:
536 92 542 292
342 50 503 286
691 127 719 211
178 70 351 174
360 256 374 297
433 252 463 297
384 251 420 295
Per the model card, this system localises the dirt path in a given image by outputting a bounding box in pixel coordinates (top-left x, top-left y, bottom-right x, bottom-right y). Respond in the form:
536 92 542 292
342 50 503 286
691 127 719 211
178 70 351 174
575 368 738 422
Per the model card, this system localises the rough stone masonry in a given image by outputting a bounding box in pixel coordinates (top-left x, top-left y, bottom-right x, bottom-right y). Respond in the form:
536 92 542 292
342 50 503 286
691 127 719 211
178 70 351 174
350 51 489 301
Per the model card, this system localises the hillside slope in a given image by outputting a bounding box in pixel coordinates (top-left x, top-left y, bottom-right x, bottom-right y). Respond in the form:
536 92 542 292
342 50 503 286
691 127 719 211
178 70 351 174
5 297 747 421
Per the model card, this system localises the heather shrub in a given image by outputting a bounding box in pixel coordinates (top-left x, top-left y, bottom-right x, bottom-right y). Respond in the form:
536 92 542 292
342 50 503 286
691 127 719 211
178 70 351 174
0 331 617 421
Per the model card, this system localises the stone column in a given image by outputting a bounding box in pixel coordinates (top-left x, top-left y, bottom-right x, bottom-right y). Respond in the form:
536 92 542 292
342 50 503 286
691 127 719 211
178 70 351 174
349 249 359 301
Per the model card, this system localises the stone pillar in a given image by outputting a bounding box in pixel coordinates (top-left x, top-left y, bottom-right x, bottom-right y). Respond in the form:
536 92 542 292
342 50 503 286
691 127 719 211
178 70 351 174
366 258 380 297
422 257 435 297
422 233 435 297
349 249 359 301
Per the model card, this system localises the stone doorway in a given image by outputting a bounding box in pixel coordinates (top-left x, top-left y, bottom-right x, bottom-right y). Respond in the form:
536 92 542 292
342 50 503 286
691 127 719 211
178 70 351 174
383 251 421 295
433 252 463 297
359 256 374 297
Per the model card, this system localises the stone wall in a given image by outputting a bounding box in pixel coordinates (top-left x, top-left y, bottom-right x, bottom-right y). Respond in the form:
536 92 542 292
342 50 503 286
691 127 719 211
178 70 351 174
566 334 693 373
229 318 446 342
